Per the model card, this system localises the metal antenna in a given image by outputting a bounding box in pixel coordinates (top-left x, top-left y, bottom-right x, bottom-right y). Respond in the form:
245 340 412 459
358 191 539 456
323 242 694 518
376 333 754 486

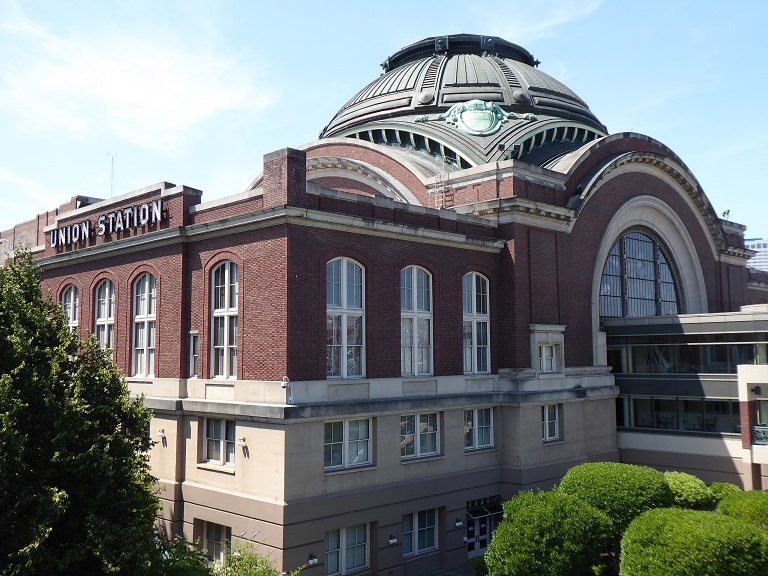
107 153 117 197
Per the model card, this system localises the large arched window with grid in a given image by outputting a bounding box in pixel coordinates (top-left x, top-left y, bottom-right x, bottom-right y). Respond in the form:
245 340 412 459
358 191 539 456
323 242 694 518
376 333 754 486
327 257 365 378
599 230 681 318
94 279 115 354
132 273 157 376
462 272 490 374
61 284 79 333
401 266 433 376
211 261 238 379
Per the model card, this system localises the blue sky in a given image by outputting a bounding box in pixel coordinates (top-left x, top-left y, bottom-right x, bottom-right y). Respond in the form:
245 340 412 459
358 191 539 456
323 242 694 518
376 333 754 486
1 0 766 237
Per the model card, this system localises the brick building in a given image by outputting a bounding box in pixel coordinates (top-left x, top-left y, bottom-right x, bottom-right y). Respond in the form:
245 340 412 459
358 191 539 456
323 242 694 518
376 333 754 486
3 34 768 575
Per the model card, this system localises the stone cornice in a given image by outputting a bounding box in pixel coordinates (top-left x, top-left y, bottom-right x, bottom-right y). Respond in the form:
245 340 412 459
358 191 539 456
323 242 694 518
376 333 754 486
37 205 505 270
455 197 575 232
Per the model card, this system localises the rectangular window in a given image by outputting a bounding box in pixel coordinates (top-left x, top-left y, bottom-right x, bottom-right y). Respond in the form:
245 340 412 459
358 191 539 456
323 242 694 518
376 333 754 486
190 333 199 377
542 404 560 442
539 344 556 373
465 408 493 450
325 524 368 575
324 419 371 470
401 413 439 459
403 509 437 557
205 521 231 563
205 419 236 466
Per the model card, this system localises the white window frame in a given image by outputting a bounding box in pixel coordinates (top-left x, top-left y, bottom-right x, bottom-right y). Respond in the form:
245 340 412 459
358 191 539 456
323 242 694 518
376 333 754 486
324 419 371 471
401 266 433 376
204 418 236 466
211 261 238 379
94 279 115 354
132 273 156 377
400 412 440 459
542 404 560 442
402 508 438 557
464 408 493 450
462 272 490 374
189 332 199 377
539 344 556 373
205 521 231 563
61 284 79 333
325 524 368 576
326 257 365 379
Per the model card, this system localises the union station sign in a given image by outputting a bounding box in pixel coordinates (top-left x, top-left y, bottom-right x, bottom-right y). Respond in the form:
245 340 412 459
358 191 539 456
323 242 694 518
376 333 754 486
49 199 165 248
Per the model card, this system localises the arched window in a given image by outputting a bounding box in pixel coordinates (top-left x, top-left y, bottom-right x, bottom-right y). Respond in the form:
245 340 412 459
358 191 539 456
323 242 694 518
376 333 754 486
133 273 156 376
401 266 432 376
600 230 681 318
61 285 79 333
327 257 364 378
94 279 115 353
462 272 490 374
211 261 238 378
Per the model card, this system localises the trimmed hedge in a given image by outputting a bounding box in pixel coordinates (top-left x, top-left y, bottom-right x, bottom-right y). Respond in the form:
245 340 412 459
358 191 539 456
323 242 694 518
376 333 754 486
664 471 714 509
620 508 768 576
717 490 768 531
708 482 742 504
559 463 673 539
485 490 611 576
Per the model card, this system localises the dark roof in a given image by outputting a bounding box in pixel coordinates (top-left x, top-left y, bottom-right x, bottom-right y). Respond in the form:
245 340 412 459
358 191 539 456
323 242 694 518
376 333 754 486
319 34 606 167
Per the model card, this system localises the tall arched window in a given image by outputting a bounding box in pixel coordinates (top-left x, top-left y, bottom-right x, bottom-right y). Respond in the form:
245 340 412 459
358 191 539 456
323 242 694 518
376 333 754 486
133 273 156 376
327 257 365 378
599 230 681 318
94 279 115 353
401 266 432 376
211 261 238 379
61 285 79 333
462 272 490 374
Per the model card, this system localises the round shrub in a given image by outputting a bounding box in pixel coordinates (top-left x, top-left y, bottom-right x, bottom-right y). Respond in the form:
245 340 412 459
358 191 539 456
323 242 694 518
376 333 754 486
708 481 742 504
717 490 768 531
620 508 768 576
559 462 673 539
485 490 612 576
664 471 714 509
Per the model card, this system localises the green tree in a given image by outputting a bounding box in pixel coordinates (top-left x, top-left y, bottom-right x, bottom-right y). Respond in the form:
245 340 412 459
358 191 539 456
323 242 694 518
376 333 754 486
620 508 768 576
485 490 612 576
0 251 159 575
559 462 673 541
664 471 714 509
717 489 768 531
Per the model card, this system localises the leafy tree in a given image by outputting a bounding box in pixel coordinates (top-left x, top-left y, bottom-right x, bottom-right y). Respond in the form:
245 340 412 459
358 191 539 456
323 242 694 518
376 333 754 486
717 489 768 531
484 490 612 576
212 539 303 576
0 251 159 575
147 532 212 576
559 462 673 541
664 471 714 509
708 481 741 505
620 508 768 576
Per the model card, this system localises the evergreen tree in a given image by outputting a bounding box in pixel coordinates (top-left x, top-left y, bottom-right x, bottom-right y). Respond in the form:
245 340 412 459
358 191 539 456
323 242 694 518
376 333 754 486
0 251 159 575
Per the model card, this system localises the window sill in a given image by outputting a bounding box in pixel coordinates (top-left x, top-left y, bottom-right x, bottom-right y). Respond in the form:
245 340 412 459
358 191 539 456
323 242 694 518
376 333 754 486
537 371 565 380
464 446 497 454
400 454 444 464
403 549 440 562
197 463 236 475
542 438 564 445
324 464 376 476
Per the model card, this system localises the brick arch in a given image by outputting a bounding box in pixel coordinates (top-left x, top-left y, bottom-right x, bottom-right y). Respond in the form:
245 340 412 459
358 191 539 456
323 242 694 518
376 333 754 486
589 195 709 363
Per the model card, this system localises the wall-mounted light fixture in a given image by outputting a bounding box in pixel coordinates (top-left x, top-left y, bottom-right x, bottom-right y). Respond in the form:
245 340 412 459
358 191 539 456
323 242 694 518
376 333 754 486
156 429 165 438
307 553 318 565
388 535 398 545
752 386 762 396
237 437 247 447
455 518 464 528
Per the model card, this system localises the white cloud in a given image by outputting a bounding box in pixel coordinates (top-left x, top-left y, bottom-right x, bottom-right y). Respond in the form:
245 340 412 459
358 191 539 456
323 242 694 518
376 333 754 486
0 16 274 153
488 0 605 43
